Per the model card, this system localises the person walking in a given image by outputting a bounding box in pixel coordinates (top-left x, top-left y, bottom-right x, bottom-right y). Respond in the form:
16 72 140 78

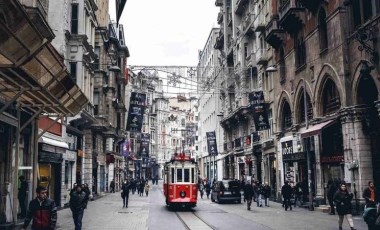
363 202 379 230
110 179 115 193
205 180 211 199
139 179 145 197
334 182 356 230
199 180 204 199
327 179 338 215
121 180 130 208
131 179 136 195
263 182 271 207
254 181 263 207
144 182 150 196
294 182 303 207
82 183 91 209
243 181 255 210
363 181 379 208
21 185 57 230
18 175 28 218
281 181 293 211
69 184 86 230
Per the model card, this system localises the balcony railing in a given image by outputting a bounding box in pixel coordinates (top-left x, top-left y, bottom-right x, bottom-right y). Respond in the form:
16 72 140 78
256 48 268 65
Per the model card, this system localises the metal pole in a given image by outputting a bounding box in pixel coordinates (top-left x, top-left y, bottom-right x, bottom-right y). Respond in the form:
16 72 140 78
303 80 314 211
12 104 20 223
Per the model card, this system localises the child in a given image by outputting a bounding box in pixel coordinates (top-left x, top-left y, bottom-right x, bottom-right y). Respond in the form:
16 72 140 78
144 182 150 196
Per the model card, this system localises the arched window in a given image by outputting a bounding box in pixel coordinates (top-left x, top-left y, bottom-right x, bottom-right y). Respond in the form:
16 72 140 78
322 79 341 115
297 88 313 123
318 8 328 52
279 46 286 84
281 100 292 130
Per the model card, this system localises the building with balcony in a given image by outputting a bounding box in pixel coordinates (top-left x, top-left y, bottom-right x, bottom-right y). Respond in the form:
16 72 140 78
0 0 88 226
265 0 380 207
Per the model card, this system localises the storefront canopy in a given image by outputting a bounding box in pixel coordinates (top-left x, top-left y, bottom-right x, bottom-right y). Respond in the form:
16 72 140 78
300 119 336 138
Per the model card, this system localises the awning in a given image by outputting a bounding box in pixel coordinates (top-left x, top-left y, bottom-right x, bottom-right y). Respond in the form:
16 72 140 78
217 153 231 161
38 136 69 149
300 120 336 138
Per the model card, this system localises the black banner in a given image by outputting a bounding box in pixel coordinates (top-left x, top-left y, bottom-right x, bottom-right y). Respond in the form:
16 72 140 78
249 91 270 131
206 131 218 156
126 92 146 132
138 133 150 158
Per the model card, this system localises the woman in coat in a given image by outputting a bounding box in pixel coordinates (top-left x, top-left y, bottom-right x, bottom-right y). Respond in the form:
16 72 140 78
333 183 356 230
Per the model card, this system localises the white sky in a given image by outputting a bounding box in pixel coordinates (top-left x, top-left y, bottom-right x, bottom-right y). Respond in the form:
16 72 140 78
109 0 220 67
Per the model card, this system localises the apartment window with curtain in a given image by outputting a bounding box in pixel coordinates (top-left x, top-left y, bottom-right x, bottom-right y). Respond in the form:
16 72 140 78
71 4 78 34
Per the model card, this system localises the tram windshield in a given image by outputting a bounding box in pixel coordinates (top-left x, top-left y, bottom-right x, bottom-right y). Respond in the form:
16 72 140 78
171 167 195 183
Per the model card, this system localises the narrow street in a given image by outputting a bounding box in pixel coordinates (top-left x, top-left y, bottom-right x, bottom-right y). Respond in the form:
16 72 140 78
49 181 367 230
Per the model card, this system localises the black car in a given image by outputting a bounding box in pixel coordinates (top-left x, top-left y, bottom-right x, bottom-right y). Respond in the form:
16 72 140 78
211 180 241 203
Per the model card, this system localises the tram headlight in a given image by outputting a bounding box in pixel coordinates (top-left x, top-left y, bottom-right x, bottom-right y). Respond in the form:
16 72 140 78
180 191 186 198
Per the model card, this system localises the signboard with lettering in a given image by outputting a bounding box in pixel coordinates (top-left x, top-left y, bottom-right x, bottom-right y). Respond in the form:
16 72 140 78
126 92 146 132
138 133 150 158
206 131 218 156
249 91 270 131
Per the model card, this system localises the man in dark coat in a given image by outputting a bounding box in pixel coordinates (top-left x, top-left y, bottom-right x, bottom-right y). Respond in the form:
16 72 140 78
327 179 338 215
333 183 356 230
110 179 115 193
121 180 130 208
243 181 255 210
82 183 91 209
21 186 57 230
70 184 86 230
281 181 293 211
263 182 271 207
18 175 28 218
363 181 379 208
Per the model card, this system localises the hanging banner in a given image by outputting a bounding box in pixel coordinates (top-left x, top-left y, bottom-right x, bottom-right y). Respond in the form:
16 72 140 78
249 91 270 131
126 92 146 132
121 139 129 157
206 131 218 156
138 133 150 158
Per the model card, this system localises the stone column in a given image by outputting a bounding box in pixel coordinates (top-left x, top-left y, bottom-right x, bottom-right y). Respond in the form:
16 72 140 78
339 106 372 198
83 129 93 190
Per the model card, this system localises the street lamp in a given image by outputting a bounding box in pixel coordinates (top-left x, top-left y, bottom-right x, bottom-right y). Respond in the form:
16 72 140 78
349 159 359 214
265 65 277 73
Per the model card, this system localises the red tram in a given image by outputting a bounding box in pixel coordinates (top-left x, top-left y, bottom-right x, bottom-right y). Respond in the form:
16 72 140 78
163 152 198 208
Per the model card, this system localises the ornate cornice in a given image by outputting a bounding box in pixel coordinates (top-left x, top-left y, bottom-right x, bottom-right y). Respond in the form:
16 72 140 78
339 105 369 124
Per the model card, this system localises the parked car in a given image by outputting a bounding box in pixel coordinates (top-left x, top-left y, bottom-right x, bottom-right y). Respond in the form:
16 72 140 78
211 179 241 203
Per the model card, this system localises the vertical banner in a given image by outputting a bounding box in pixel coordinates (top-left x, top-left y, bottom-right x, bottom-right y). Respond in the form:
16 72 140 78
249 91 270 131
122 139 129 157
206 131 218 156
139 133 150 158
126 92 146 132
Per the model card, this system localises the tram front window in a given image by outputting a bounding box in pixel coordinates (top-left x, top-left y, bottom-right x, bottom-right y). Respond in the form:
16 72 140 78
184 169 190 182
177 168 183 182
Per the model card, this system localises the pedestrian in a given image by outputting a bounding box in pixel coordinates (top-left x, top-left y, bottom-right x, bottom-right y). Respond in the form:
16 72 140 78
243 180 255 210
199 180 204 199
205 180 211 199
327 179 338 215
145 182 150 196
281 181 293 211
82 183 90 209
294 181 303 207
254 181 263 207
363 181 379 208
139 179 145 197
333 182 356 230
21 185 57 230
155 175 158 185
131 179 136 195
263 182 271 207
121 180 130 208
110 179 115 193
18 175 28 218
363 203 379 230
69 184 86 230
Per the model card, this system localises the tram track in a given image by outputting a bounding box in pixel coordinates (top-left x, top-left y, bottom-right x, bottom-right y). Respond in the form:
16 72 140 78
175 210 217 230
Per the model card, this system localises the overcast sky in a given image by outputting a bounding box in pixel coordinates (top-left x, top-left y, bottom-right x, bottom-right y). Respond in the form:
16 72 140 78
109 0 220 67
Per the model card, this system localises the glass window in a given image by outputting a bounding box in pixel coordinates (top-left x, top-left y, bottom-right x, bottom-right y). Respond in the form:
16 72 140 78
176 168 183 182
184 168 190 182
191 168 195 183
171 168 175 183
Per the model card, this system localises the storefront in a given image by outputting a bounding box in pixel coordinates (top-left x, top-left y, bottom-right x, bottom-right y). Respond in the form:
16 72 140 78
38 138 68 207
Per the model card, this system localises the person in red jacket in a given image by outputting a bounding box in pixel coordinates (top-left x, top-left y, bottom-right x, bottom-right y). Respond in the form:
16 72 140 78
21 185 57 230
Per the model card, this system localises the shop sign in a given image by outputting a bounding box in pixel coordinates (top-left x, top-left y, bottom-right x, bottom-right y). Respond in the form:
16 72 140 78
281 141 293 156
320 155 344 163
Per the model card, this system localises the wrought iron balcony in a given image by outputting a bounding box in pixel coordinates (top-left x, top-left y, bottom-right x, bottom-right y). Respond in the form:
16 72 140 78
235 0 249 15
298 0 320 12
279 0 306 33
214 30 224 50
265 15 285 49
256 48 268 66
215 0 223 7
217 12 224 24
242 13 255 37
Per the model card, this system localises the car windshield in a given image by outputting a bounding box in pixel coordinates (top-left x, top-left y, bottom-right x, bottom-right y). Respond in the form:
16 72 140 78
222 181 240 190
